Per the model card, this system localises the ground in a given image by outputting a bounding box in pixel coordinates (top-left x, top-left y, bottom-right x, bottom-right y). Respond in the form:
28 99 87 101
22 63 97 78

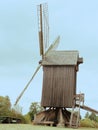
0 124 98 130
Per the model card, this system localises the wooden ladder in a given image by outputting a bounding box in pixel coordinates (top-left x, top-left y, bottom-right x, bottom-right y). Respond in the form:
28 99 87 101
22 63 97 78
69 93 84 128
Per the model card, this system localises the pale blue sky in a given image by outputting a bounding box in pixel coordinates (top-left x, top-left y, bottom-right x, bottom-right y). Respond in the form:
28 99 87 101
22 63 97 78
0 0 98 116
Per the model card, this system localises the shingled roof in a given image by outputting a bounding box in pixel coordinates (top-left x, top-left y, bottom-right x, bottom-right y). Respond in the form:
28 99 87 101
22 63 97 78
41 50 82 65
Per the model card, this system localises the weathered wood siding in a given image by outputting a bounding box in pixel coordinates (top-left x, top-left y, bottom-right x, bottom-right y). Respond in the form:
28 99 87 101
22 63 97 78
41 65 76 108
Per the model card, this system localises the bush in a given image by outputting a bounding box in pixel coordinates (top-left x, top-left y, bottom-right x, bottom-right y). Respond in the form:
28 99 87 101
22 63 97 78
24 114 31 124
80 118 98 128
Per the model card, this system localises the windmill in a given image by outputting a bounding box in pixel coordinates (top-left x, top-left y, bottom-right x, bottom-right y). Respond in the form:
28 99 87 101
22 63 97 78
14 3 98 128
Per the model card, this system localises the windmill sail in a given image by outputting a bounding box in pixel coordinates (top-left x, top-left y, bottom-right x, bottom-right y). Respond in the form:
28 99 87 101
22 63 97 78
14 64 41 106
38 4 44 56
45 36 60 55
37 3 49 57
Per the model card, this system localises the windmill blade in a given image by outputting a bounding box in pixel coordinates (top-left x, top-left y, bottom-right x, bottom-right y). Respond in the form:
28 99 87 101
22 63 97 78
45 36 60 55
14 64 41 106
38 4 44 56
37 3 49 58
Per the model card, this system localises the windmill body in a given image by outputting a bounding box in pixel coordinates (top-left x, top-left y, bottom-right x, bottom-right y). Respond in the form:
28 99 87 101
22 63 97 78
41 50 83 108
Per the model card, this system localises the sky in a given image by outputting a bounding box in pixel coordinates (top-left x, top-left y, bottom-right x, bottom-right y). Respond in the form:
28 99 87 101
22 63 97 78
0 0 98 117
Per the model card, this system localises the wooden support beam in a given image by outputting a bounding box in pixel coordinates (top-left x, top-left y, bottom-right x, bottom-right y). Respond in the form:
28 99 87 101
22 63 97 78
76 104 98 114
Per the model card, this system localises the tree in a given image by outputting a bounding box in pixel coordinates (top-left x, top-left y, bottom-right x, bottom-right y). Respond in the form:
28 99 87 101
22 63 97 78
0 96 11 116
0 96 28 123
85 112 89 119
29 102 43 120
89 112 97 122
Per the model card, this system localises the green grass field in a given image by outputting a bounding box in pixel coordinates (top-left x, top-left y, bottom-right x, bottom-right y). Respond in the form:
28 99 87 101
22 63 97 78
0 124 98 130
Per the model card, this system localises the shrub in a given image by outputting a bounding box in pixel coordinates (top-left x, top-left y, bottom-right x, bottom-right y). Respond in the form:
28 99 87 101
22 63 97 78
24 114 31 124
80 118 98 128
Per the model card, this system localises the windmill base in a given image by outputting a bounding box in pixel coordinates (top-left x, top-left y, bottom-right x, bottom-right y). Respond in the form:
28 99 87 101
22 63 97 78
33 108 77 127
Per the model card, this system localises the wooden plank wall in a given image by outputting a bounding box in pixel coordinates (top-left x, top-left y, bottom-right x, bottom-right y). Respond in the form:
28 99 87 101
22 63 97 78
41 65 76 108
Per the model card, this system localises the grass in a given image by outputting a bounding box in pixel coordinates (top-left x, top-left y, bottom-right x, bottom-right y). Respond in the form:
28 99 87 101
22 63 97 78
0 124 98 130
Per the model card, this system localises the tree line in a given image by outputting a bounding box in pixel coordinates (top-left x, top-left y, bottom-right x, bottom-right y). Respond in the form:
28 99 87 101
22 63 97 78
0 95 98 126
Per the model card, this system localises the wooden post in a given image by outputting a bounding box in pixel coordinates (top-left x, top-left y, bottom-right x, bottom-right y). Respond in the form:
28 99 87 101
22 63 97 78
57 108 65 127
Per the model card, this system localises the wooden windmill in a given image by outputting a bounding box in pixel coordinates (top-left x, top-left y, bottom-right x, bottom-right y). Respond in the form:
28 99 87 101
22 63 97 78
14 3 98 128
34 3 83 127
